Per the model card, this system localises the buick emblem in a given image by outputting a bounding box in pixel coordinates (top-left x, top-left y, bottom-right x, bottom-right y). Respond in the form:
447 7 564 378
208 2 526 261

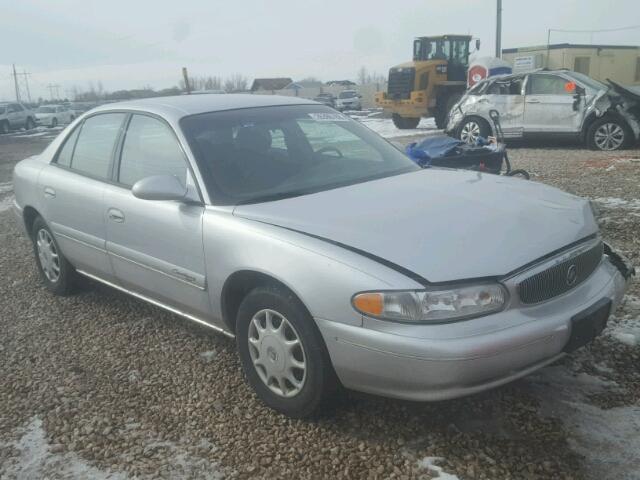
566 264 578 286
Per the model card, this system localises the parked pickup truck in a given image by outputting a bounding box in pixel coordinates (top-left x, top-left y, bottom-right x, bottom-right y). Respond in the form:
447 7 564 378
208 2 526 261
0 102 37 134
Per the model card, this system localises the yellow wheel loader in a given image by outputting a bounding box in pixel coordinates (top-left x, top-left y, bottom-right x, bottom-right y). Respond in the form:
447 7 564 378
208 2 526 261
375 35 475 129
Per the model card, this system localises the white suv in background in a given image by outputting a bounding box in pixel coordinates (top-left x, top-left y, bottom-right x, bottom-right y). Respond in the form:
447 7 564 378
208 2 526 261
335 90 362 111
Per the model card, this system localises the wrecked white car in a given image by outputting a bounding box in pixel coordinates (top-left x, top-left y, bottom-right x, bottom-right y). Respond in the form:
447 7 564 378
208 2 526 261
446 70 640 151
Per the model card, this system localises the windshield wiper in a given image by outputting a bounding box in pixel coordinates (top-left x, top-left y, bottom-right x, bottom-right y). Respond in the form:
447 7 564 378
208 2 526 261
235 189 311 206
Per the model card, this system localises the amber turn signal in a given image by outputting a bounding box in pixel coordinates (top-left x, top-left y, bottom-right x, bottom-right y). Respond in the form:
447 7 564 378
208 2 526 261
352 293 384 316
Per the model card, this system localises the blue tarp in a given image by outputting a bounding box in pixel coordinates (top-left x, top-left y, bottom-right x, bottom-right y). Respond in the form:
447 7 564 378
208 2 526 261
405 135 464 166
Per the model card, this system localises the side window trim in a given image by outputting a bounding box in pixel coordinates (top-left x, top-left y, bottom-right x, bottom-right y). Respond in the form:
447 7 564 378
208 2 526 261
112 112 204 203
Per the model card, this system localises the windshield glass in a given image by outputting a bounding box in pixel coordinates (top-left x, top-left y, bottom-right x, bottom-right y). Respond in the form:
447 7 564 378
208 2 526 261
181 105 420 205
37 107 55 113
338 91 357 99
564 71 608 92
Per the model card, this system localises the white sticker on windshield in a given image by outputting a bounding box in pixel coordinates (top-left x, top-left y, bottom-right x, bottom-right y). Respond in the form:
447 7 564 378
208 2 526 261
308 112 350 122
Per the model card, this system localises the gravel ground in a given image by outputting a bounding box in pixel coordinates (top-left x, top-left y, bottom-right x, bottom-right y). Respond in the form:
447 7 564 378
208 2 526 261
0 128 638 480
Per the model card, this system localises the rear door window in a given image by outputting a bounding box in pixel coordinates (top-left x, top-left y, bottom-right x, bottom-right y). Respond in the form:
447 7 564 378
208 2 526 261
70 113 126 179
118 114 188 187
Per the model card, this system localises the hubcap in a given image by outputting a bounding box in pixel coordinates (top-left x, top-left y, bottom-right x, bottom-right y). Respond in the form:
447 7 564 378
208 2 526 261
36 229 60 283
247 309 306 398
460 121 481 144
594 123 624 151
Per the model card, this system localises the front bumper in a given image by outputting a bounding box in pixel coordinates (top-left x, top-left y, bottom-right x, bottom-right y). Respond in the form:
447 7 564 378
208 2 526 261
317 252 631 402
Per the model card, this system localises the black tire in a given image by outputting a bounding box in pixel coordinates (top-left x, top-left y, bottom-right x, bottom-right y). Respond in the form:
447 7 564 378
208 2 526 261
25 117 35 130
0 121 9 135
236 284 338 418
457 116 491 144
586 116 631 151
51 118 58 128
31 216 79 295
392 114 420 129
435 93 463 129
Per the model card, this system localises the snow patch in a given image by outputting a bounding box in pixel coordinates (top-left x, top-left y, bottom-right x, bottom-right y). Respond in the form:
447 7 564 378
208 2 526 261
606 295 640 347
0 194 15 213
0 417 127 479
0 181 13 194
527 366 640 479
592 197 640 211
357 117 440 139
417 457 461 480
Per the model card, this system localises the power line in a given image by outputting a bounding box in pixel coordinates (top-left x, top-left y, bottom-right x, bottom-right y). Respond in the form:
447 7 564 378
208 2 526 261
47 83 61 100
18 70 32 103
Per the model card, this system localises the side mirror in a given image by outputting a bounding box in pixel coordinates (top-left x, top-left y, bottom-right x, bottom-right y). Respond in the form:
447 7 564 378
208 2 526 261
575 85 586 96
132 175 188 201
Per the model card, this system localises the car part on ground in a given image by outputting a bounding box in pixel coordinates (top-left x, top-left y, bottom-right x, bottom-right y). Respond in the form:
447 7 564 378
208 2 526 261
446 70 640 151
12 94 632 418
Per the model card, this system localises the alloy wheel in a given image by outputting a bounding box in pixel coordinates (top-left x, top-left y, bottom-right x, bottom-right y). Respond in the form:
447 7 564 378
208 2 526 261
36 229 60 283
460 120 481 144
594 123 624 151
247 308 307 398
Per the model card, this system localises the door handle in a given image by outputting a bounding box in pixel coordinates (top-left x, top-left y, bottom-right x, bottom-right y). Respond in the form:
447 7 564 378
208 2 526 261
107 208 125 223
43 186 56 198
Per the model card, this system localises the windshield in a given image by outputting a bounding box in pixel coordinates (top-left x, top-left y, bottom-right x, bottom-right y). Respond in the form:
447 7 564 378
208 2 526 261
338 91 357 99
180 105 420 205
37 106 55 113
564 71 608 92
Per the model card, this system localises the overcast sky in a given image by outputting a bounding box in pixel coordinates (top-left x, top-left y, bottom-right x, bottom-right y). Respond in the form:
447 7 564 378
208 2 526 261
1 0 638 101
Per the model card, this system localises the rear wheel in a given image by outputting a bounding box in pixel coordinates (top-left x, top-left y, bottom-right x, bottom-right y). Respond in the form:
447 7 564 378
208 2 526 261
236 285 338 418
25 117 35 130
587 117 631 151
392 114 420 129
0 121 9 134
457 117 491 144
51 117 58 128
31 217 79 295
435 93 463 129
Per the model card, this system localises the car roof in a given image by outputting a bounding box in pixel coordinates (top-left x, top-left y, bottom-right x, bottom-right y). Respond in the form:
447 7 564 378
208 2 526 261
90 94 318 121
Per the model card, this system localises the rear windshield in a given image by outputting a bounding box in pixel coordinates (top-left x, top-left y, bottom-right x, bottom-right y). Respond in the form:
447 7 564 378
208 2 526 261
180 105 419 205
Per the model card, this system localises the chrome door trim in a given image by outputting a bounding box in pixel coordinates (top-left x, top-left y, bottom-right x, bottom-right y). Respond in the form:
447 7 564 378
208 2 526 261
76 269 234 338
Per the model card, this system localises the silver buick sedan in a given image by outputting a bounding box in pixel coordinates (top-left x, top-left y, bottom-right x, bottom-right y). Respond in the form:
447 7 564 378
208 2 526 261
13 95 633 417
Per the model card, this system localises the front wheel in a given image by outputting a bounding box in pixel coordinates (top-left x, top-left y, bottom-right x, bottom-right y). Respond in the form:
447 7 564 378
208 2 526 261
392 114 420 129
457 117 491 144
31 217 79 295
236 285 338 418
587 117 631 151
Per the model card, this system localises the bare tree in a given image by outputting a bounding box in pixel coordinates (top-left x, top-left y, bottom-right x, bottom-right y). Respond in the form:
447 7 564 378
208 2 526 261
224 73 248 93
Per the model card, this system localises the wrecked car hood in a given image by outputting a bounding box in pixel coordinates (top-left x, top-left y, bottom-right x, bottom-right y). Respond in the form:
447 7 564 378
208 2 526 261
234 169 598 282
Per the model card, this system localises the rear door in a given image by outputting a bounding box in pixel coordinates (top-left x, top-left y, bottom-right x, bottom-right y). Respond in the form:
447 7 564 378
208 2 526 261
103 113 210 319
523 73 579 133
40 112 127 280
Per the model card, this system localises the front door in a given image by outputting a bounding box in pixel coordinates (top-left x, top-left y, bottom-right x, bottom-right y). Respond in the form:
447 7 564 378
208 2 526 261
40 112 127 280
103 113 210 319
523 73 580 133
482 77 525 137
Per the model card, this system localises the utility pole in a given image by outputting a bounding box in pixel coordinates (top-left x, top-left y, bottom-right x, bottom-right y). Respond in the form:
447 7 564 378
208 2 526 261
12 64 21 102
19 70 32 103
182 67 191 94
495 0 502 58
47 84 61 100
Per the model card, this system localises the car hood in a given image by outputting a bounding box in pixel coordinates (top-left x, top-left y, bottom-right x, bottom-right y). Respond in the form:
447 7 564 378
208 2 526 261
234 169 597 282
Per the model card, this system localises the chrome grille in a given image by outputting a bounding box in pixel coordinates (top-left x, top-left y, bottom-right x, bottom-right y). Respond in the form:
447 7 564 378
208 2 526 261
518 242 603 304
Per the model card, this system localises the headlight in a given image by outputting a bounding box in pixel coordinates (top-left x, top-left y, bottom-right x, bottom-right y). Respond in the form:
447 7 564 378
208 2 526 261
352 283 508 323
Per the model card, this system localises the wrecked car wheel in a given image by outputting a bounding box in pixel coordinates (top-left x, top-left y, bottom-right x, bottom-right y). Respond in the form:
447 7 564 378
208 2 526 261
587 118 630 151
392 114 420 130
458 117 490 144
